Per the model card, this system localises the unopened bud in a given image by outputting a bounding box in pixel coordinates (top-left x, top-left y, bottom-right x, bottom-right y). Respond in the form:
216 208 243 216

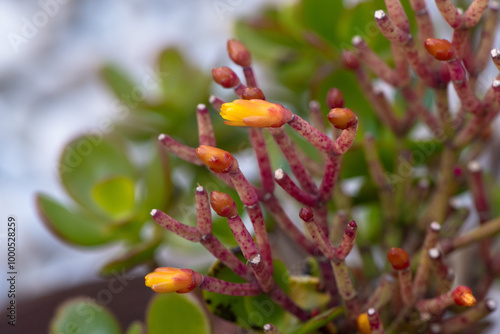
227 39 252 67
210 191 238 217
212 66 240 88
327 108 357 130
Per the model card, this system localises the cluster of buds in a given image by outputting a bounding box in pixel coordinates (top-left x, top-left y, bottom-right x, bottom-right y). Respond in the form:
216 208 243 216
143 0 500 330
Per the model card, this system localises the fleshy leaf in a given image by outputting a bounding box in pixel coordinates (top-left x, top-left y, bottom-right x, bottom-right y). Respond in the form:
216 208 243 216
146 293 211 334
49 297 122 334
58 135 136 217
36 193 117 246
92 176 135 219
291 307 344 334
125 321 145 334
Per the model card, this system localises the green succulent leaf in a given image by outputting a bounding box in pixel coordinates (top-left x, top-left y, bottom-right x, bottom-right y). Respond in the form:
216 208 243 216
92 176 135 220
146 293 211 334
125 321 145 334
58 134 136 218
36 193 117 246
100 65 138 107
49 297 122 334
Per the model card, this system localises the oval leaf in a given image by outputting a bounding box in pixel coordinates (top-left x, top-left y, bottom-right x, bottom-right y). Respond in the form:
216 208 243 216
49 297 121 334
146 293 211 334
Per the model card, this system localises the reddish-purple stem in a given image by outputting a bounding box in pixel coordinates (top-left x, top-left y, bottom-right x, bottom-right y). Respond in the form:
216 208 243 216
227 214 259 260
199 276 262 296
249 128 275 194
335 220 357 260
158 134 203 166
195 186 212 236
151 209 201 242
287 115 334 153
196 103 216 147
274 169 318 206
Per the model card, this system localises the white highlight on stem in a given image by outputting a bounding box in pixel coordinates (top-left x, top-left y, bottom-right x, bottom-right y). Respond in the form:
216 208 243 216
274 168 284 180
158 133 166 141
374 10 387 20
467 160 482 172
150 209 157 216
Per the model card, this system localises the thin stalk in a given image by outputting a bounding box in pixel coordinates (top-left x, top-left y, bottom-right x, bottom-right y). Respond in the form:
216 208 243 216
249 127 275 195
287 115 334 153
195 186 212 236
413 222 441 299
196 103 216 146
199 276 262 296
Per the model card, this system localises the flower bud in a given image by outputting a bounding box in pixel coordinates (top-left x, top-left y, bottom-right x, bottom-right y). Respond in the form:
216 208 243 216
210 191 238 217
299 207 314 222
341 50 360 70
196 145 238 173
357 313 371 334
424 38 454 61
145 267 201 293
326 88 344 109
212 66 240 88
220 99 293 128
227 39 252 67
387 247 410 270
453 286 477 307
327 108 357 130
241 87 265 100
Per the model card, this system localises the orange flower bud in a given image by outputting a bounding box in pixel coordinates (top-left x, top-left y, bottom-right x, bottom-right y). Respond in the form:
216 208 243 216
387 247 410 270
145 267 200 293
453 286 477 307
220 99 293 128
326 88 344 109
210 191 237 217
424 38 454 61
196 145 238 173
357 313 371 334
227 39 252 67
212 66 240 88
241 87 265 100
327 108 357 130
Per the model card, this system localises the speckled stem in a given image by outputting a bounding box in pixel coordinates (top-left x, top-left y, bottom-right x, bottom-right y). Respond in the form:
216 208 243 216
333 123 358 155
473 3 498 76
246 205 273 278
308 100 326 134
468 161 491 223
413 222 441 299
447 59 482 115
229 168 259 206
435 0 463 29
352 36 400 86
366 275 394 310
249 128 275 195
227 214 259 260
287 115 334 153
318 153 342 203
391 44 410 86
440 216 500 254
151 209 201 242
401 86 441 136
355 69 401 134
158 134 203 166
398 268 414 306
384 0 410 32
243 66 257 88
269 127 318 194
199 276 262 296
263 196 317 254
331 259 360 319
200 233 255 281
428 248 453 285
409 0 435 61
268 285 311 321
439 299 497 334
318 260 340 307
464 0 490 28
453 114 482 148
367 308 385 334
195 186 212 236
335 220 357 260
302 208 335 258
248 254 273 292
274 169 318 206
209 95 224 111
196 104 216 147
417 290 454 315
374 11 437 87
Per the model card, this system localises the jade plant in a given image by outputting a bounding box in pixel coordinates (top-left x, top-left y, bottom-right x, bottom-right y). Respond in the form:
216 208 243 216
141 0 500 333
41 0 500 333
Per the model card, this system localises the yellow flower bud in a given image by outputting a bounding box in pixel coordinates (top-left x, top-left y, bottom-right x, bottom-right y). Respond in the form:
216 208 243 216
220 99 293 128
